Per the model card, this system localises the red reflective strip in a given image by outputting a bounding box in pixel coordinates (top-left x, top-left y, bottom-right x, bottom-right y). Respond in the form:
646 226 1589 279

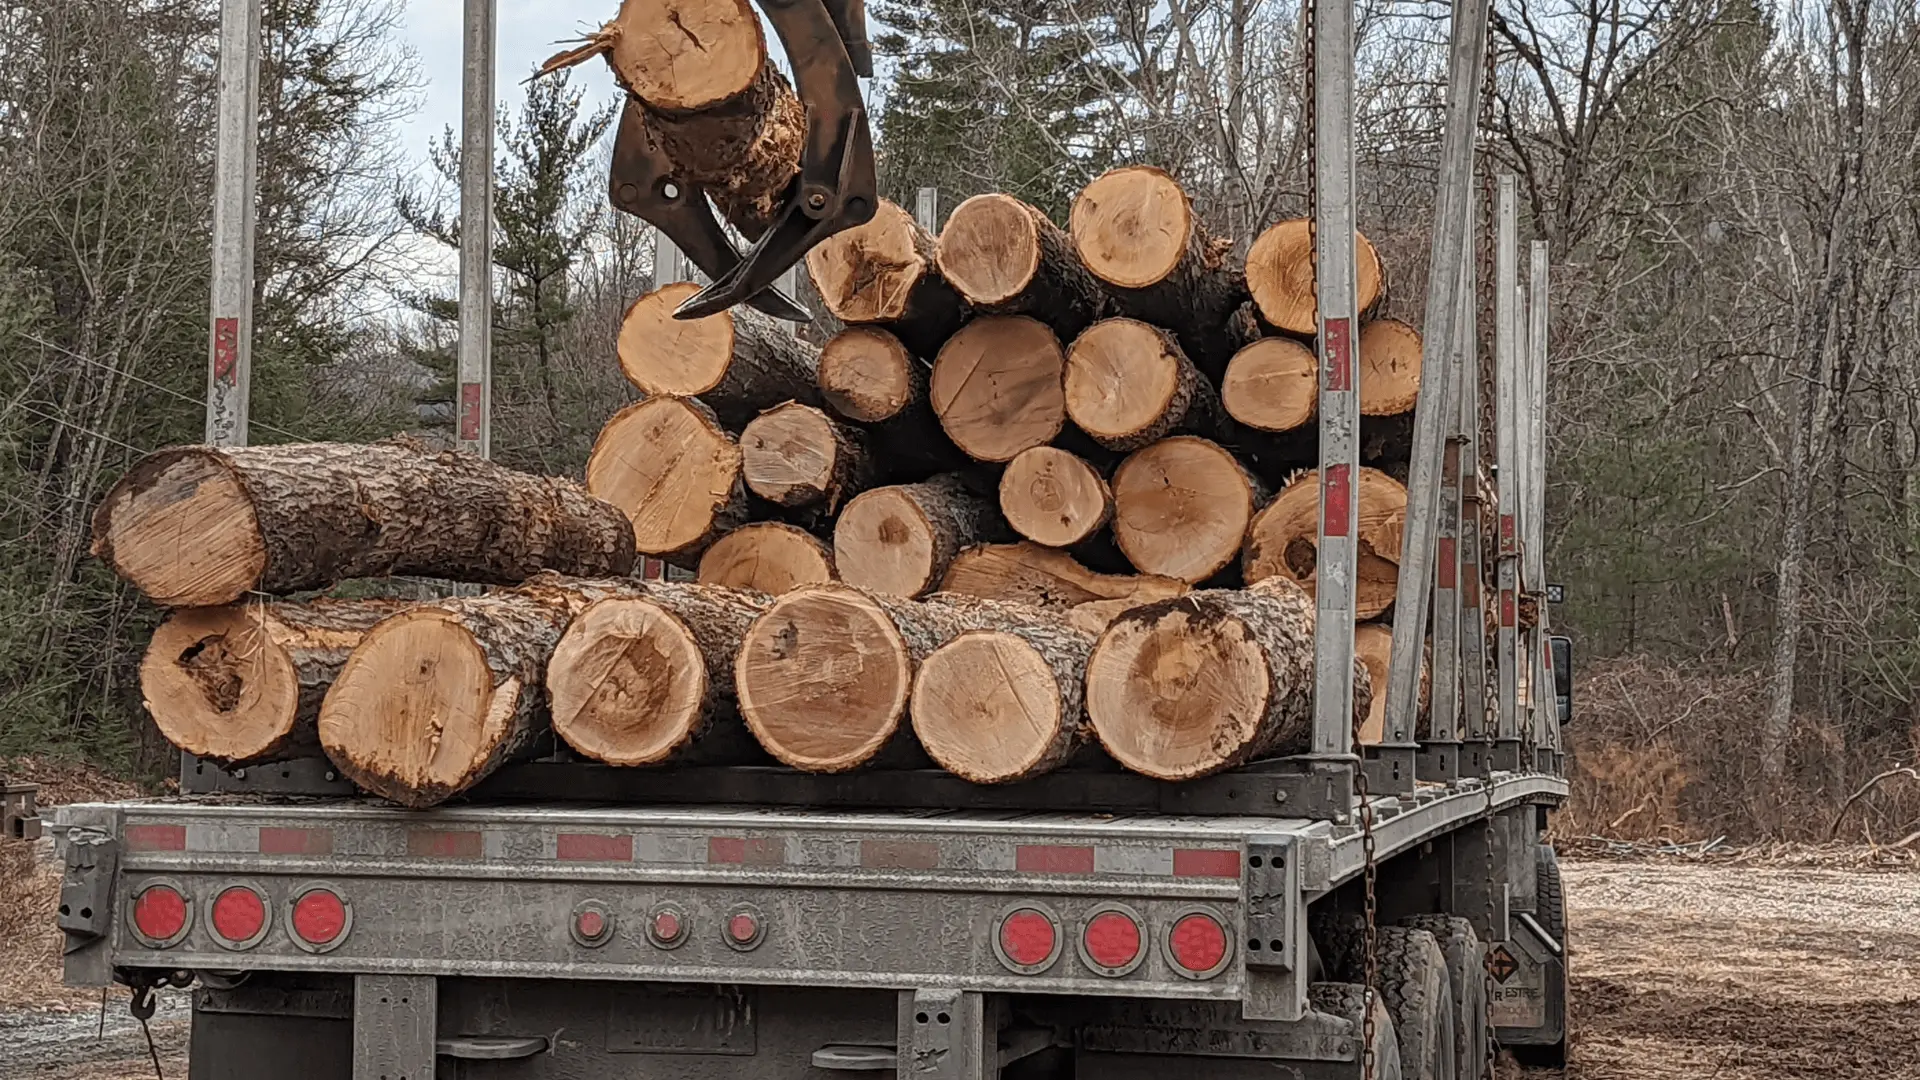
640 558 666 580
1500 513 1517 553
1172 849 1241 878
408 829 483 858
125 825 186 852
1442 441 1461 486
860 840 938 869
1501 590 1516 628
258 827 332 856
1437 538 1458 589
557 833 633 862
1016 845 1095 874
708 837 784 866
1322 464 1352 538
213 318 240 382
1462 568 1481 606
459 383 483 441
1323 317 1353 391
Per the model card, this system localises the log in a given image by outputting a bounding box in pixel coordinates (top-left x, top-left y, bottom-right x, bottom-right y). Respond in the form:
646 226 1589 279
91 441 635 607
1221 336 1318 433
998 446 1111 549
939 541 1188 608
805 199 968 356
1359 317 1422 417
1085 579 1374 780
586 396 747 566
819 326 928 423
1243 467 1407 620
1110 436 1270 583
318 592 574 807
548 581 772 766
911 613 1095 784
930 315 1067 463
740 402 875 511
1068 166 1254 372
1353 622 1431 744
935 194 1103 339
1245 219 1385 336
696 521 836 594
835 474 1002 598
618 281 821 427
141 599 406 768
1066 318 1226 451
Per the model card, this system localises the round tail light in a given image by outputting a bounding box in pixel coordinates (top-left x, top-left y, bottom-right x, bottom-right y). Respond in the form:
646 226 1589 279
129 883 190 947
209 885 269 948
648 904 688 949
1166 909 1232 978
289 887 350 952
994 906 1060 974
1079 907 1145 976
723 906 764 950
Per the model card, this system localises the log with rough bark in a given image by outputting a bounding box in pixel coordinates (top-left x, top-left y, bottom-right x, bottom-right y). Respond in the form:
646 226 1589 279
1243 467 1407 619
92 441 635 607
1066 318 1226 451
935 194 1103 339
805 199 968 356
1353 621 1430 744
1068 166 1255 372
619 282 821 427
540 0 802 236
586 396 747 566
1221 336 1319 433
548 581 771 766
930 315 1068 463
911 612 1095 784
696 521 836 594
1110 436 1270 583
740 402 875 511
142 599 407 768
939 541 1188 608
816 326 967 473
1086 579 1374 780
1245 219 1385 336
998 446 1111 548
1359 317 1422 417
834 474 1002 598
318 592 574 808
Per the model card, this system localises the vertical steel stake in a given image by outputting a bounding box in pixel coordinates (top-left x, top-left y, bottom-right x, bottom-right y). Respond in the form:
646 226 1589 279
456 0 498 458
1494 175 1521 754
915 186 941 233
206 0 262 448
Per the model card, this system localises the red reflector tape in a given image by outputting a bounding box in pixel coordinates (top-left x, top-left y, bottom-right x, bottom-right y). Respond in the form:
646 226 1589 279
1172 849 1241 878
860 839 939 869
125 825 186 852
708 836 784 866
1322 464 1352 538
1501 590 1516 628
213 317 239 381
408 830 482 858
1015 845 1094 874
557 833 633 862
1437 538 1457 589
459 383 483 441
258 827 332 855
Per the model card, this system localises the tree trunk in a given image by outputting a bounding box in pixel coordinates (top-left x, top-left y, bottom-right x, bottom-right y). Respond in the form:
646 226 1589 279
1068 166 1255 373
1222 336 1318 433
998 446 1112 548
92 441 635 607
1086 579 1371 779
618 281 821 427
696 521 836 594
1110 436 1269 583
939 541 1188 608
1243 467 1407 620
1245 219 1385 336
930 316 1068 463
142 599 407 768
911 611 1095 784
817 327 969 474
936 194 1103 339
319 592 575 808
740 402 875 511
587 396 748 567
834 473 1003 598
1066 318 1227 450
805 199 968 356
1359 317 1422 417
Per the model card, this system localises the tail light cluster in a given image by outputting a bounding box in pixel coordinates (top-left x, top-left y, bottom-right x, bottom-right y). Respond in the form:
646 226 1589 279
993 903 1232 980
125 881 350 953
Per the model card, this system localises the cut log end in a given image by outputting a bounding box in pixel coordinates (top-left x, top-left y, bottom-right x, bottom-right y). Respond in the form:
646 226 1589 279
697 522 835 594
1110 437 1263 583
1086 603 1273 781
740 403 869 509
819 327 919 422
911 630 1068 783
595 0 767 112
1246 219 1384 335
931 316 1066 462
999 447 1111 548
548 597 707 766
1068 166 1193 288
618 282 736 397
142 606 297 763
1359 317 1422 417
835 476 992 598
1065 317 1189 448
1222 337 1318 433
92 450 266 607
735 586 910 772
587 396 744 563
1243 467 1407 619
805 200 933 323
936 193 1041 305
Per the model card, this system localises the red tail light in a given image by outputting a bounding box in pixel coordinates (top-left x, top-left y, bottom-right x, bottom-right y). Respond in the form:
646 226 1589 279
1080 908 1144 975
130 883 189 946
290 887 350 951
1167 910 1231 978
210 886 268 947
995 907 1060 973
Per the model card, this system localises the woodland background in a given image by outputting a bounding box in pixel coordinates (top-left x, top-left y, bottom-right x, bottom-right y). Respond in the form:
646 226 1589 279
2 0 1917 843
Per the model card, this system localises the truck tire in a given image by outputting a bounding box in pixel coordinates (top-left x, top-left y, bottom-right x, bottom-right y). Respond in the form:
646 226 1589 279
1400 915 1489 1080
1374 927 1457 1080
1310 908 1368 982
1508 844 1569 1067
1310 981 1405 1080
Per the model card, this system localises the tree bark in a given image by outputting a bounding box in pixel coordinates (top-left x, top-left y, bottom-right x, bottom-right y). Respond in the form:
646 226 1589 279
740 402 875 511
936 194 1104 339
817 327 970 474
939 541 1188 608
1222 336 1318 433
142 599 407 768
930 315 1068 463
834 473 1003 598
1245 218 1385 336
1110 436 1270 583
1066 318 1227 450
92 441 635 607
806 199 968 357
1359 317 1422 417
910 609 1095 784
1243 467 1407 620
998 446 1112 548
587 395 748 567
696 521 836 594
618 281 822 427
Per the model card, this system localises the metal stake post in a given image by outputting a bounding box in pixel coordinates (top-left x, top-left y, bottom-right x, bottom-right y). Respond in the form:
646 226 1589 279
1493 175 1522 771
1419 235 1477 783
456 0 497 458
1529 240 1557 769
206 0 261 448
916 186 941 233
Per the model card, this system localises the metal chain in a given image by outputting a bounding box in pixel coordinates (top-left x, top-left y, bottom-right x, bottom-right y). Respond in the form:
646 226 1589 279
1353 706 1380 1080
1476 10 1503 1078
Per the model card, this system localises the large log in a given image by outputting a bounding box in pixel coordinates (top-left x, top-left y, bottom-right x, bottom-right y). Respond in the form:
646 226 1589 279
817 327 968 474
835 474 1002 598
618 282 821 427
1359 317 1422 417
1243 467 1407 619
740 402 875 511
92 441 635 607
805 199 968 357
998 446 1112 548
930 315 1068 463
696 521 836 594
586 396 748 566
1085 579 1374 780
142 599 406 768
1221 336 1318 433
1066 318 1226 451
936 194 1103 339
939 541 1188 608
1068 166 1255 372
1245 219 1385 336
911 611 1095 784
1110 436 1269 584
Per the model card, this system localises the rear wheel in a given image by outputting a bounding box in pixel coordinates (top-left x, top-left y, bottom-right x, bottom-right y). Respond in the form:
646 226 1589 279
1400 915 1489 1080
1375 927 1457 1080
1310 981 1404 1080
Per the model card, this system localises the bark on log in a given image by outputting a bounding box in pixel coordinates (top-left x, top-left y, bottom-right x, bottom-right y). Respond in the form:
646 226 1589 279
1110 436 1270 584
1245 219 1386 336
1359 317 1422 417
586 396 748 567
92 441 635 607
911 611 1095 784
1066 318 1226 451
142 599 407 768
619 281 822 427
1221 336 1318 434
939 541 1188 609
740 402 875 511
817 327 969 474
834 474 1002 598
696 521 836 594
319 592 575 808
805 199 968 356
1086 579 1374 780
1353 621 1430 744
1243 467 1407 620
998 446 1112 549
936 194 1103 339
1068 166 1255 373
930 316 1068 463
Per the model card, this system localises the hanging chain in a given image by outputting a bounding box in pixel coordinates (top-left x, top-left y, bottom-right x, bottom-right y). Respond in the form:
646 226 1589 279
1476 7 1503 1078
1353 703 1380 1080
